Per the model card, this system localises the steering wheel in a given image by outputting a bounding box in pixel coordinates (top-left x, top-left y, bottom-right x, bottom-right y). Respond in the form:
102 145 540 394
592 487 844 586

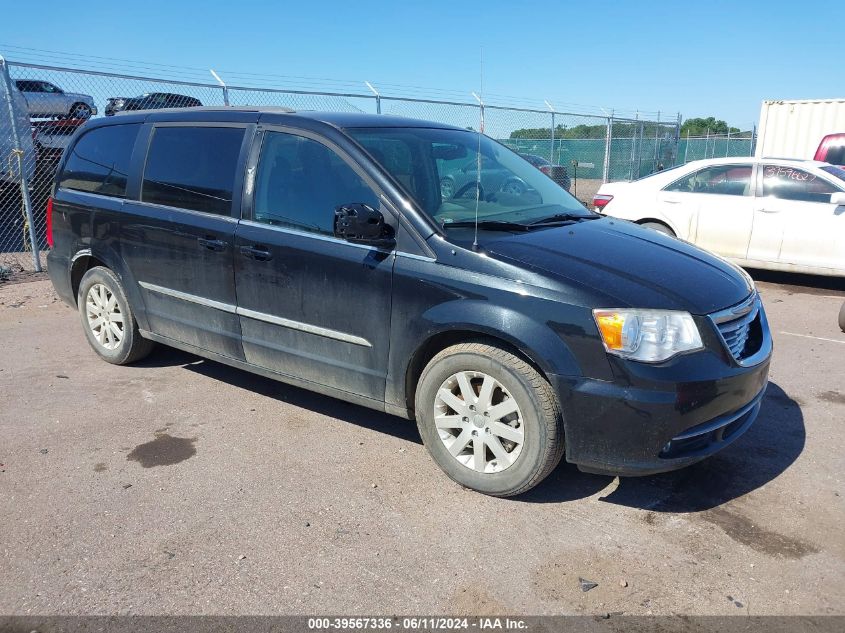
453 182 484 200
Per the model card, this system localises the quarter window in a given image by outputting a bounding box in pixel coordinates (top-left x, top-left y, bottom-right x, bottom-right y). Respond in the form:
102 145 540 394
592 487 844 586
760 165 840 203
142 126 245 215
58 123 140 198
664 164 752 196
253 131 379 235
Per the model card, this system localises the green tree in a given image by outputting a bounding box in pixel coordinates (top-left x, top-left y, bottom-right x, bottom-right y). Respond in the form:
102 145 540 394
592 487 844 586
681 117 740 137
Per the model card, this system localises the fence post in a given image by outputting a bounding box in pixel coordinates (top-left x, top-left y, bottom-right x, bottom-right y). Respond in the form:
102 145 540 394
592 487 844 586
653 111 661 171
209 69 229 106
472 92 484 134
636 120 644 177
726 128 731 157
674 113 682 166
628 112 638 180
366 82 381 114
544 101 556 165
0 56 41 272
602 113 612 183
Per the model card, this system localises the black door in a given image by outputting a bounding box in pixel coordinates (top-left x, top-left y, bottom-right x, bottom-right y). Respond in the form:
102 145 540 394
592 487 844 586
121 124 249 359
234 129 394 401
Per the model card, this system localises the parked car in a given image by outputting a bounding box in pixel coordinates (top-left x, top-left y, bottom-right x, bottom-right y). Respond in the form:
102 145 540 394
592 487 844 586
439 155 532 199
594 157 845 277
520 153 571 191
840 301 845 332
31 118 87 160
14 80 96 119
814 133 845 167
105 92 202 116
47 109 771 496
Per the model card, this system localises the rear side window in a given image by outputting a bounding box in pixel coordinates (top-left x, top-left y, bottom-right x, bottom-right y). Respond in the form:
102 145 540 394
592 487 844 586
142 126 244 215
59 123 140 198
664 164 752 196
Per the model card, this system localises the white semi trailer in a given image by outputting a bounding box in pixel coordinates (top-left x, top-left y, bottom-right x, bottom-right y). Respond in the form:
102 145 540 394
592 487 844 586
755 98 845 159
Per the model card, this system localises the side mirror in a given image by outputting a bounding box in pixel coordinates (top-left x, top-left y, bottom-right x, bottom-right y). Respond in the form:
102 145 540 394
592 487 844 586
334 203 394 247
830 192 845 206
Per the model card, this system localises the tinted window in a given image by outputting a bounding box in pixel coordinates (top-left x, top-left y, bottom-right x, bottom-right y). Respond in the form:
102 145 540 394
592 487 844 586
664 164 752 196
253 132 379 235
142 126 244 215
761 165 840 203
824 145 845 166
821 165 845 184
59 123 140 198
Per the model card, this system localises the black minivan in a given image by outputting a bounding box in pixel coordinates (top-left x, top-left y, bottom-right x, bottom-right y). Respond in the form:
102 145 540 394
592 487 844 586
47 107 772 496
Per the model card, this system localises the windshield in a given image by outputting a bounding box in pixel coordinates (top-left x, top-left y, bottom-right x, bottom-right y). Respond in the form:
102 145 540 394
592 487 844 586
347 127 593 227
820 165 845 184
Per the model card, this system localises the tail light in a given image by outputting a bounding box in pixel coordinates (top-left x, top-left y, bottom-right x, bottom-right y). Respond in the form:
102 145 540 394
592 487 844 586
46 197 54 248
593 194 614 211
539 165 552 176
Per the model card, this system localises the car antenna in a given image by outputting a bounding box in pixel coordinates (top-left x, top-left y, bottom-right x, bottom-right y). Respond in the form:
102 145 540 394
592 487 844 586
471 48 484 251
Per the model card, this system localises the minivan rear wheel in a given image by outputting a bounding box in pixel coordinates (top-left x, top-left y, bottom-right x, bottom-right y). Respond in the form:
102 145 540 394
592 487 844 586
415 342 564 497
77 266 154 365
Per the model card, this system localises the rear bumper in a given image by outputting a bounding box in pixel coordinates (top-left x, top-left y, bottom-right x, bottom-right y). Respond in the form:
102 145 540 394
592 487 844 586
46 250 75 307
551 352 771 477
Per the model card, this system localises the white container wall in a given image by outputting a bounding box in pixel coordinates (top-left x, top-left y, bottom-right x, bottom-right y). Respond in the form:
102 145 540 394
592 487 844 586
755 99 845 159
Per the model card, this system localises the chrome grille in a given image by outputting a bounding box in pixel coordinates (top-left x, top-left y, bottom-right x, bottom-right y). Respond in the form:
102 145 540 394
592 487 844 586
711 294 760 362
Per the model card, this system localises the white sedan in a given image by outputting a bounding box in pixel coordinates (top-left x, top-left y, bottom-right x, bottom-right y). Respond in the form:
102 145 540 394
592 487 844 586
593 157 845 277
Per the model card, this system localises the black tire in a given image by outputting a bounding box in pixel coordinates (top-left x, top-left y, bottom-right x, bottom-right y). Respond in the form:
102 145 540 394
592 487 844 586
415 341 564 497
839 301 845 333
640 221 676 237
69 103 92 119
77 266 154 365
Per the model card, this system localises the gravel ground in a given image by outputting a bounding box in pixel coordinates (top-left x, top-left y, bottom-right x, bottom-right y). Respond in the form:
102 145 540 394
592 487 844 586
0 273 843 616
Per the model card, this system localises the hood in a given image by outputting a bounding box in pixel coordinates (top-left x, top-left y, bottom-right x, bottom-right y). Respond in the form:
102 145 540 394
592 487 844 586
481 217 752 314
66 92 94 103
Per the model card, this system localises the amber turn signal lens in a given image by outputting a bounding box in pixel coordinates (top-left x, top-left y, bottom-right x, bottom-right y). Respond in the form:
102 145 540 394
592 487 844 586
594 311 626 350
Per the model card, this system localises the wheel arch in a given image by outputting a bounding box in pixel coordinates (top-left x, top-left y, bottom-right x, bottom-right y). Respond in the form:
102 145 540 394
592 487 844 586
635 217 677 235
68 246 148 329
404 327 550 418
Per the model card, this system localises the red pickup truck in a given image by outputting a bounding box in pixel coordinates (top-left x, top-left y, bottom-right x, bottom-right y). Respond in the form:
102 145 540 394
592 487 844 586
814 133 845 167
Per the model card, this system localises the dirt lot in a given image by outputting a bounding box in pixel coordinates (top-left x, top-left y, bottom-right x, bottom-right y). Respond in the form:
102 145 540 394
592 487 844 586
0 272 843 616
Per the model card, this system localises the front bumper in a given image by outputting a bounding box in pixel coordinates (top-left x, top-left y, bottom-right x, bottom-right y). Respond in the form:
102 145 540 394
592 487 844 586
551 304 772 476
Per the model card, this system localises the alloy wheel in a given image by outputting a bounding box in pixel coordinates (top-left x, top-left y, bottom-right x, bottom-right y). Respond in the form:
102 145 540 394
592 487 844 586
433 370 524 473
85 283 124 350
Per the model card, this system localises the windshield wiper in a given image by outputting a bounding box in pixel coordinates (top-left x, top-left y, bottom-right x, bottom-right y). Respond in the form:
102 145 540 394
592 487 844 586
442 220 530 231
528 213 600 226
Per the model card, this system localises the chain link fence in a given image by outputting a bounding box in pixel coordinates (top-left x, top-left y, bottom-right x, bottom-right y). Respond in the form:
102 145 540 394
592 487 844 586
679 133 756 163
0 55 695 274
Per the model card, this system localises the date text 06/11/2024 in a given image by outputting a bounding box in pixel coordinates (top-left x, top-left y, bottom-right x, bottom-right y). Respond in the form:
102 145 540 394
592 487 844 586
307 617 528 630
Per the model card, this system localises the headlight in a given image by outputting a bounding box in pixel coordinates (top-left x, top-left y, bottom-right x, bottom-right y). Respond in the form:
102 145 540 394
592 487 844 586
593 309 703 362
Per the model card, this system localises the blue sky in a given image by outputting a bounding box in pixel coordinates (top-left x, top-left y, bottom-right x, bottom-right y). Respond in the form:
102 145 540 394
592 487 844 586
1 0 841 129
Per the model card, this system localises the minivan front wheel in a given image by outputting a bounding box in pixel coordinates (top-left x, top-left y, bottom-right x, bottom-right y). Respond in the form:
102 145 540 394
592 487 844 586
415 342 564 496
77 267 154 365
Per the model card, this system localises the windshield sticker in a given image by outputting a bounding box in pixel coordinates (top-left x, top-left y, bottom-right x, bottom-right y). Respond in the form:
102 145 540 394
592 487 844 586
764 166 816 182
